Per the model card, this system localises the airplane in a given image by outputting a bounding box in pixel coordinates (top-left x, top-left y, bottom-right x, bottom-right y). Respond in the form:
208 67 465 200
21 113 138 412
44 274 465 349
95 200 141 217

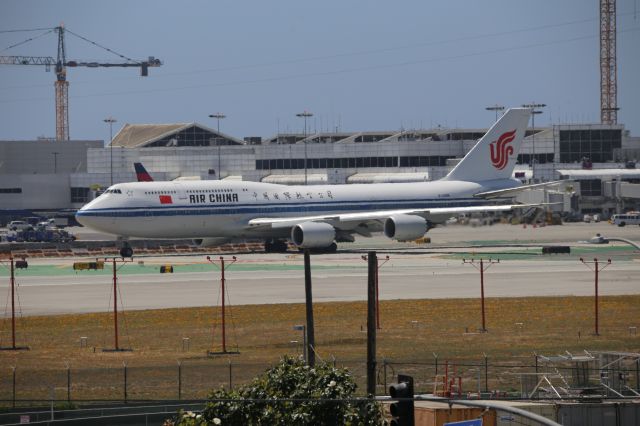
77 108 550 257
134 162 154 182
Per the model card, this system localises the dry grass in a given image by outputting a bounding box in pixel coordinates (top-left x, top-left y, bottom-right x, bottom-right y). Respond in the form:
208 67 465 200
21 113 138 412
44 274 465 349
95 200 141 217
1 296 639 402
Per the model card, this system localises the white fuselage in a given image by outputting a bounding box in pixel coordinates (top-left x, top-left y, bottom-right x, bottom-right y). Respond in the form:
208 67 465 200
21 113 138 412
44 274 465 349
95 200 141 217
75 178 519 239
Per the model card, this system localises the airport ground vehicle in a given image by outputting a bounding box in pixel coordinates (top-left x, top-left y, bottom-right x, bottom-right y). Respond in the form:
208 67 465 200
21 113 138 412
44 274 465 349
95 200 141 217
8 220 33 231
47 217 69 228
611 212 640 226
5 228 75 243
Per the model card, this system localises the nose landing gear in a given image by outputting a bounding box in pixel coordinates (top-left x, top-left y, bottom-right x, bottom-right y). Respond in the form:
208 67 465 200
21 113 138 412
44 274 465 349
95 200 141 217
119 242 133 258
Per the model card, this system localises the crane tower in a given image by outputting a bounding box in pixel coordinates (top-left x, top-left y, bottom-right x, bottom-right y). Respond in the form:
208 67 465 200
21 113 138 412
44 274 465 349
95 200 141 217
0 25 161 140
600 0 618 124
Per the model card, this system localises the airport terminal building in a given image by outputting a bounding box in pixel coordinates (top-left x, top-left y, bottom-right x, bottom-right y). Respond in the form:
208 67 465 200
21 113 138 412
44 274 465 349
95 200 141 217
1 120 639 221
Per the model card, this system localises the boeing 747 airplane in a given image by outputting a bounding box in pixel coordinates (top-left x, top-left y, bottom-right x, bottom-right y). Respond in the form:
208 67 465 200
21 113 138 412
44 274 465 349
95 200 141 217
77 108 547 256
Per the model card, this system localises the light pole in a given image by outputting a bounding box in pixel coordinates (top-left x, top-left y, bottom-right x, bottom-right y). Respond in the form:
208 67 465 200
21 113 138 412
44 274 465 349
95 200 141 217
296 111 313 185
522 103 546 182
209 113 226 180
485 105 505 122
104 117 117 186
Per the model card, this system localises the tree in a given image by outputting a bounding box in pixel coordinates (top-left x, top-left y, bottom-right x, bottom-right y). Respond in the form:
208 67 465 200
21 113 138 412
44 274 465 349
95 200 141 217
173 356 386 425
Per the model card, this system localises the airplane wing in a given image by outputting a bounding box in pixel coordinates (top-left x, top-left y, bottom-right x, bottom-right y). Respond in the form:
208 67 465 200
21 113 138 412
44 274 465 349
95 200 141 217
247 203 542 230
473 180 568 199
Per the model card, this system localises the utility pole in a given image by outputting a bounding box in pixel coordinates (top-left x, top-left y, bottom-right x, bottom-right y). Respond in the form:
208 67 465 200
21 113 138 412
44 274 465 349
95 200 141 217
580 258 611 335
104 117 117 186
102 257 133 352
361 254 390 329
296 111 313 185
0 257 29 351
303 250 316 367
208 113 226 180
485 105 505 122
521 103 545 182
207 256 239 355
366 251 377 396
463 258 499 332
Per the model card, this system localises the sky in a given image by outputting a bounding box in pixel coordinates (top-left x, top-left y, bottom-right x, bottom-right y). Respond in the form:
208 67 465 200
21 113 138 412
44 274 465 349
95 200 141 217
0 0 639 143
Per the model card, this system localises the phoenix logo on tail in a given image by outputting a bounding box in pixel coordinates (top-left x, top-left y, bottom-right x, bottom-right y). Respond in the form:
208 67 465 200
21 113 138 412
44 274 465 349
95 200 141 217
489 130 516 170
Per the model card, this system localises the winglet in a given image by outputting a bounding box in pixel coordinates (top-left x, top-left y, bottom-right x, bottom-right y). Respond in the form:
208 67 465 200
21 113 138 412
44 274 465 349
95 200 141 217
134 163 154 182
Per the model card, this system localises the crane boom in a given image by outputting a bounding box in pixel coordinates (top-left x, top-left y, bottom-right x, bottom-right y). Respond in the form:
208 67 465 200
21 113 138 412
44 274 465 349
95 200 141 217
0 25 161 140
0 56 56 66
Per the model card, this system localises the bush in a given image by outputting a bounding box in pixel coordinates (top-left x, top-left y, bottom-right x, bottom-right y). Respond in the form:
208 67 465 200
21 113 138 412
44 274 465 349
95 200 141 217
184 356 386 425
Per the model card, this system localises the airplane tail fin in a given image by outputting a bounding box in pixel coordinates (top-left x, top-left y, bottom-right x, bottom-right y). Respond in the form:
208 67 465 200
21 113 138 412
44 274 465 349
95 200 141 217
443 108 531 182
134 163 154 182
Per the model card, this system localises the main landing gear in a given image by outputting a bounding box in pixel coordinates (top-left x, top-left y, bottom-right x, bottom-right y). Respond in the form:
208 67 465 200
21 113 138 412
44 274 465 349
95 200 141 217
264 239 288 253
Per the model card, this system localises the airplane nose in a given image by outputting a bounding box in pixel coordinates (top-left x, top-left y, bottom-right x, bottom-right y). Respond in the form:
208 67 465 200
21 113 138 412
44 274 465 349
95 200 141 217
75 206 91 228
75 201 101 229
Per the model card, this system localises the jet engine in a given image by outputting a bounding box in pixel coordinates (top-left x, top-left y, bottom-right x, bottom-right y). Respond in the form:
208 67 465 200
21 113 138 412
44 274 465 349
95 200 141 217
192 237 231 247
384 214 427 241
291 221 336 248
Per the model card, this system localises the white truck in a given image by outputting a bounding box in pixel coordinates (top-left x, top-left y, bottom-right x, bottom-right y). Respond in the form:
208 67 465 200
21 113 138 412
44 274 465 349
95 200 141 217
46 217 69 228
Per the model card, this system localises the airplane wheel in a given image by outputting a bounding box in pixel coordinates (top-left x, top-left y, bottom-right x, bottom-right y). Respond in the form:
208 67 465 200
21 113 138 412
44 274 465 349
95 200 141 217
265 239 287 253
273 239 288 253
120 246 133 258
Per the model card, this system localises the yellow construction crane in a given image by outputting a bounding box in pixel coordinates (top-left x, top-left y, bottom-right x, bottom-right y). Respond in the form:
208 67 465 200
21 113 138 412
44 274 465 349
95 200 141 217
0 25 161 140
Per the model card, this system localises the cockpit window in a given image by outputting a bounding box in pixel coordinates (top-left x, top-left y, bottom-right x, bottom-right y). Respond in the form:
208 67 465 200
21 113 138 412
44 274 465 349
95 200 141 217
105 189 123 194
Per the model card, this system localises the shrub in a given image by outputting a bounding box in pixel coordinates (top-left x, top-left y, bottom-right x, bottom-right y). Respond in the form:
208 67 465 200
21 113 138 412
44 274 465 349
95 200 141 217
192 356 386 425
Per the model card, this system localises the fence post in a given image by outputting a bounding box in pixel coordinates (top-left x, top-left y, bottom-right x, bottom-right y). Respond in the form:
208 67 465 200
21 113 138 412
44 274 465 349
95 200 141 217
67 365 71 403
177 361 182 401
123 362 128 404
433 353 438 376
228 359 233 390
484 354 489 393
382 358 387 393
12 367 16 409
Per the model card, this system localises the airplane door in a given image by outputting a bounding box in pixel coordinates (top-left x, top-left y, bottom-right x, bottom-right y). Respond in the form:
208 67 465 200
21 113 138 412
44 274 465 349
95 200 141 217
172 183 188 202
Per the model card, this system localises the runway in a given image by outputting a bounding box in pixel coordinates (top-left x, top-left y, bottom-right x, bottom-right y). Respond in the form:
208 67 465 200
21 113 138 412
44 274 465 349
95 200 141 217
1 223 639 316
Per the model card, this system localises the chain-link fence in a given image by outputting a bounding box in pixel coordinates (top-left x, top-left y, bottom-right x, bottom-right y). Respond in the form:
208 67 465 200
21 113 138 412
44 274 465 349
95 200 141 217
1 355 638 408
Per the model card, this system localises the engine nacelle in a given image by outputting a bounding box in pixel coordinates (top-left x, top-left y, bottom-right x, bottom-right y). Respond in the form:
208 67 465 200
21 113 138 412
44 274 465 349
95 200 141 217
384 214 427 241
291 221 336 248
192 237 231 247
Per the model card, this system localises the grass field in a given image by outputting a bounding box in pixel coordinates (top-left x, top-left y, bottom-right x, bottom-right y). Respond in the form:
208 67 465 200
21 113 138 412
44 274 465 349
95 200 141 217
1 294 639 403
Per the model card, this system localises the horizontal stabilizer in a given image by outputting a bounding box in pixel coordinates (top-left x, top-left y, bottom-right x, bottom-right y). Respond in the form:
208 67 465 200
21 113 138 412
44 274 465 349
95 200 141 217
474 180 568 199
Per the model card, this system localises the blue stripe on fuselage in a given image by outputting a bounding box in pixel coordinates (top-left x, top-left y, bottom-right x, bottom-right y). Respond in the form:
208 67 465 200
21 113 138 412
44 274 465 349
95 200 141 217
77 197 489 218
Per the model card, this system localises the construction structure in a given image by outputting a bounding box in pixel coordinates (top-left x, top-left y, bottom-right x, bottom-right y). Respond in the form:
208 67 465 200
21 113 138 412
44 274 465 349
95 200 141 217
600 0 618 124
0 25 161 141
522 351 640 399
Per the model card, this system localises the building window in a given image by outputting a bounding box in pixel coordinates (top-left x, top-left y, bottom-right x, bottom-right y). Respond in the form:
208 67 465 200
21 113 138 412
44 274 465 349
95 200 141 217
559 128 621 163
0 188 22 194
71 187 90 203
579 179 602 196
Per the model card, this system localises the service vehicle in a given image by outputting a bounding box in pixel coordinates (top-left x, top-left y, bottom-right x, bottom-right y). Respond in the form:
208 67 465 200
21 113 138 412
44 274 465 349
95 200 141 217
8 220 32 231
611 212 640 227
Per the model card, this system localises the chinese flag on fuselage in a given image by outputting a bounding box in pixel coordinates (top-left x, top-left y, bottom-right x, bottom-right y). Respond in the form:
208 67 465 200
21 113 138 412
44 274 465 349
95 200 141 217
159 195 173 204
